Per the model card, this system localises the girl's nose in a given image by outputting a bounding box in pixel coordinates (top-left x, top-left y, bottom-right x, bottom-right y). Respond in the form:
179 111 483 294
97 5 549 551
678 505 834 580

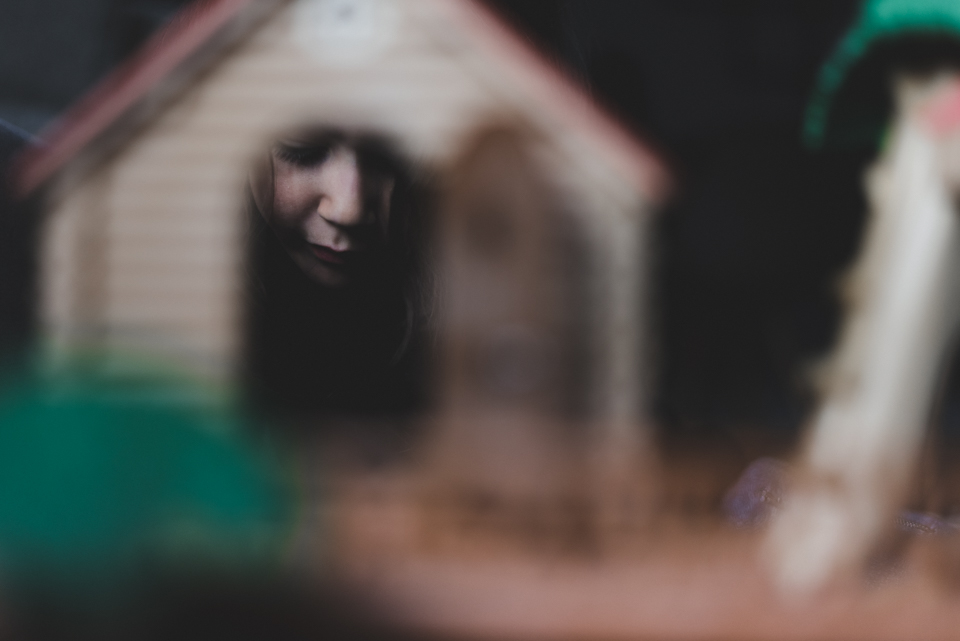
316 148 366 227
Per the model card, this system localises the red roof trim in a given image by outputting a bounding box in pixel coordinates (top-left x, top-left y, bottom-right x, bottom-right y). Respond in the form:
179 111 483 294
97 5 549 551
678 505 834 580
14 0 670 203
450 0 671 202
14 0 254 196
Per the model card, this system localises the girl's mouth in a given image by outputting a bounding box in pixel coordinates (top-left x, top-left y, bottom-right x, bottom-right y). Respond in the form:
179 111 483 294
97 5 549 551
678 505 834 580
309 243 353 266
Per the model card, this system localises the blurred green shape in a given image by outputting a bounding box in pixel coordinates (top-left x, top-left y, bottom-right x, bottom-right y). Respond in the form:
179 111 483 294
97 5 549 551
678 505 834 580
0 364 295 595
806 0 960 150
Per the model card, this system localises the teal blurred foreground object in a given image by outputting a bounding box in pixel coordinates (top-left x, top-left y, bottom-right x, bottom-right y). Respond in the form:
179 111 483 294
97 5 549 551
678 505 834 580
806 0 960 149
0 368 295 593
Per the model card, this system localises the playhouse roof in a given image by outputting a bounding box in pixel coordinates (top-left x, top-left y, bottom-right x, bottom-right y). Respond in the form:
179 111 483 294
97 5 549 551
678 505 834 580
13 0 669 201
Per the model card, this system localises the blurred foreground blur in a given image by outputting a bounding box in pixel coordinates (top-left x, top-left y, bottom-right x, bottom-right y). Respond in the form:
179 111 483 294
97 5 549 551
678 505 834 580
11 0 960 640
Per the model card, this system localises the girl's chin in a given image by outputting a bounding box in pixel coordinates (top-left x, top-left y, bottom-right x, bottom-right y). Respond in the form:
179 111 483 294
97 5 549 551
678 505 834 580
292 254 352 288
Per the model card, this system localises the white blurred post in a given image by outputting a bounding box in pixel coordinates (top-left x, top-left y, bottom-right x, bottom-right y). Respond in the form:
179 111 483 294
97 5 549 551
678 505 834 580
592 201 659 539
766 74 960 593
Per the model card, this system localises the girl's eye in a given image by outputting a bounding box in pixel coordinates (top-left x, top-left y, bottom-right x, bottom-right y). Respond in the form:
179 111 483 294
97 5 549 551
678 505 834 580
275 144 332 167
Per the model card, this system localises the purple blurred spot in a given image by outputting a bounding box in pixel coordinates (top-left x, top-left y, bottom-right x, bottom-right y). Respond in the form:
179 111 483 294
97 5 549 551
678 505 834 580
723 457 788 528
896 511 954 535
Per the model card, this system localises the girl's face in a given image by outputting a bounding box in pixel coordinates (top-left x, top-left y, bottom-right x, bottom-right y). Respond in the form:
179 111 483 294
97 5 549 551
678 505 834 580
253 138 395 288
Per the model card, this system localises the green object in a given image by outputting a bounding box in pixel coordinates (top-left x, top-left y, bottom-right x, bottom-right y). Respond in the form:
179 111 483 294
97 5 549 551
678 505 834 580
0 366 296 595
806 0 960 150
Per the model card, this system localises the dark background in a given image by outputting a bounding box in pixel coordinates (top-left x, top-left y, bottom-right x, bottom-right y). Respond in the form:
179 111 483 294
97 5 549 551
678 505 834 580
0 0 888 444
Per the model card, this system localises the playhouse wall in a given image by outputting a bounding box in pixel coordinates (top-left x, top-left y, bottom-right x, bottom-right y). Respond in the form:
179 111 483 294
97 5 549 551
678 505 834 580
37 0 656 408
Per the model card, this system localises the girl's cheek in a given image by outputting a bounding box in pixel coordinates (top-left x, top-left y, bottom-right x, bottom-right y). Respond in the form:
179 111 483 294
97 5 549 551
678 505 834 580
269 174 305 226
